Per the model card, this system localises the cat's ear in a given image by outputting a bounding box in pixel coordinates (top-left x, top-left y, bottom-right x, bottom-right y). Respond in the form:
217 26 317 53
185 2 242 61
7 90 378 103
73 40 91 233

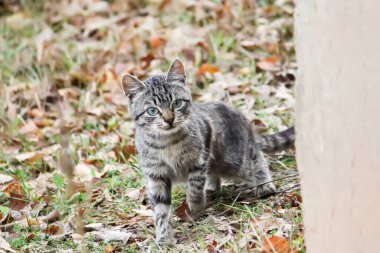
121 74 145 98
166 59 186 84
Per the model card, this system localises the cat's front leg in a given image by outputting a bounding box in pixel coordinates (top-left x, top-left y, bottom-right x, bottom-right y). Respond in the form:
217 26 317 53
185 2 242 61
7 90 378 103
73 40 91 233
186 165 207 221
146 174 174 244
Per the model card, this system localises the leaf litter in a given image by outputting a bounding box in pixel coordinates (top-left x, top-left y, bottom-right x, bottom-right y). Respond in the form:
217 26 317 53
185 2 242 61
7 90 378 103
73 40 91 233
0 0 302 252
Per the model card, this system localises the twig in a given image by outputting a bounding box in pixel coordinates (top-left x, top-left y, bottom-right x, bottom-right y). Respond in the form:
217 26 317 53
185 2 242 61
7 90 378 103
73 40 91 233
0 210 60 232
234 173 299 193
276 183 301 194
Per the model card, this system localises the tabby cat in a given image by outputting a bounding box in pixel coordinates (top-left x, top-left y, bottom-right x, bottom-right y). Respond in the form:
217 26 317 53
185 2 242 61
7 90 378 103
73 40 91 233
121 59 294 244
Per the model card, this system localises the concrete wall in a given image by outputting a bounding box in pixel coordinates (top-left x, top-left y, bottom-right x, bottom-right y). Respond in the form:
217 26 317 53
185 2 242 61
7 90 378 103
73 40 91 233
294 0 380 252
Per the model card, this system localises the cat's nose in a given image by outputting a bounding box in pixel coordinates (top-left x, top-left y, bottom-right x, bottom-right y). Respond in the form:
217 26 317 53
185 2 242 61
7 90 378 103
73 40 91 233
164 117 174 125
162 110 174 126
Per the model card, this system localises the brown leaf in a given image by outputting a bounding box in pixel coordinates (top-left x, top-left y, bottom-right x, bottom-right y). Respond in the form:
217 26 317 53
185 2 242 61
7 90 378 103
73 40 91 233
253 119 268 133
198 64 221 76
27 108 44 118
27 217 39 226
175 200 193 221
25 233 35 242
207 240 218 252
150 36 167 49
44 224 60 235
196 41 210 51
159 0 171 9
105 244 115 253
3 181 28 211
263 236 294 253
257 56 281 71
141 52 155 69
284 192 302 207
116 144 137 160
35 118 53 128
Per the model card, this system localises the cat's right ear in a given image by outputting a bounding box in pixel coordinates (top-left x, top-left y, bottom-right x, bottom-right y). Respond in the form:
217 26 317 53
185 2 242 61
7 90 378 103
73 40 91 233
121 74 145 98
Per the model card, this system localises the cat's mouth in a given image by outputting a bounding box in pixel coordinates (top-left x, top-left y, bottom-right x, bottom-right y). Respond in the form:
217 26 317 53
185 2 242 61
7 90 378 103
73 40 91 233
163 125 175 130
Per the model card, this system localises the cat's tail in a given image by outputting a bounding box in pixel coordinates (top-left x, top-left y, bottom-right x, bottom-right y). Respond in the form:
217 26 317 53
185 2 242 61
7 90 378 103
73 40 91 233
257 126 295 153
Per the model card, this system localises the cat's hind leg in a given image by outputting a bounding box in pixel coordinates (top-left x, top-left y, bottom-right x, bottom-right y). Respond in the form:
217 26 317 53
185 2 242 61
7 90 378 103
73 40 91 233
236 151 276 198
205 175 221 200
252 151 276 198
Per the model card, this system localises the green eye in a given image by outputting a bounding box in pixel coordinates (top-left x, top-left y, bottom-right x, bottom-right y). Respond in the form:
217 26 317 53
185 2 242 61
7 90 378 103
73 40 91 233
173 99 183 109
146 107 159 116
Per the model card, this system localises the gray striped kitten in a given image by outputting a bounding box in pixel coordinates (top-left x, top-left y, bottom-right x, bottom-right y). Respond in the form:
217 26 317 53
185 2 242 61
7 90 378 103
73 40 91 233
121 59 295 244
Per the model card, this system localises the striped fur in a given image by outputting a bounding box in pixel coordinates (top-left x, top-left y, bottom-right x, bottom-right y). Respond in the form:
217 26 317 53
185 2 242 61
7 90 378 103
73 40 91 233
121 59 295 244
257 126 295 153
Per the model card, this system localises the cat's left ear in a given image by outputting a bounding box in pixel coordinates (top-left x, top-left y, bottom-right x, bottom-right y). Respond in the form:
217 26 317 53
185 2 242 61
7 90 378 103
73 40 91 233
121 74 145 98
166 59 186 85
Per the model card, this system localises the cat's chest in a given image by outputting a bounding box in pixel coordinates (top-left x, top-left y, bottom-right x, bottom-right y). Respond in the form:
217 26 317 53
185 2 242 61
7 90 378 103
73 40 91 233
159 143 200 169
137 130 203 181
154 142 202 182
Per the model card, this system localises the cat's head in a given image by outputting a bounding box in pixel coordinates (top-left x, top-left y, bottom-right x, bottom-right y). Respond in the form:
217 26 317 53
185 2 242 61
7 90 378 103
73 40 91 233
121 59 192 132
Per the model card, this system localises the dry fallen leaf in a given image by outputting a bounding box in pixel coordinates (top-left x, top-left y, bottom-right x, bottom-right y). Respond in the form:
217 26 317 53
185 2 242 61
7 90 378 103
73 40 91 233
12 144 60 163
73 162 101 182
19 120 38 135
197 63 221 76
44 224 60 235
284 192 302 208
104 244 115 253
132 209 153 217
175 200 192 221
27 216 39 226
126 188 144 201
263 236 294 253
84 223 103 232
0 174 14 185
0 236 17 253
150 36 167 49
3 181 29 211
72 233 85 244
257 56 281 71
89 229 132 243
222 249 235 253
207 240 218 252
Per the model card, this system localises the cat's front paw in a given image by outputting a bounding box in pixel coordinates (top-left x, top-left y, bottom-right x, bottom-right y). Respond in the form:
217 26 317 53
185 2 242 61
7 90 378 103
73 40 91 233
188 201 205 221
156 226 175 245
255 182 276 198
177 201 204 222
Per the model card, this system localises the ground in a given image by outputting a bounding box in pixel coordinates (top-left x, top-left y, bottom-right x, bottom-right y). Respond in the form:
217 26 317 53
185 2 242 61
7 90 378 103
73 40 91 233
0 0 302 252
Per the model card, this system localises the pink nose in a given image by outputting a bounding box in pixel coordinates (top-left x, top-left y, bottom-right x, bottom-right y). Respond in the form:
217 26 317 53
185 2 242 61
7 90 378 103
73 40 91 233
164 117 174 125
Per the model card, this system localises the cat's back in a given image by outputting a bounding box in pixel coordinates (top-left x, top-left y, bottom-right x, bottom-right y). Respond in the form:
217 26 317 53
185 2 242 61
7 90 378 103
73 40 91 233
193 102 249 130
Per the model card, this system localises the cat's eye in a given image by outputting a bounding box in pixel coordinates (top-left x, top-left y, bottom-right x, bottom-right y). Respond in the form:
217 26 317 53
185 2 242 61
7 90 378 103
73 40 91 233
146 107 159 116
173 99 183 109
